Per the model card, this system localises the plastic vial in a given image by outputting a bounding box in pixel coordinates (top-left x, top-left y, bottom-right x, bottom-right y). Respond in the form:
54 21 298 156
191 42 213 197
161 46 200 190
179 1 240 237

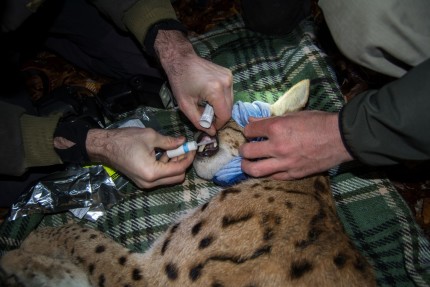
199 104 214 128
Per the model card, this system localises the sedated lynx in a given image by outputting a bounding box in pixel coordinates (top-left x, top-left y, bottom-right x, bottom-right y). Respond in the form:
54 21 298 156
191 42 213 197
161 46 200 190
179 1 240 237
0 80 376 287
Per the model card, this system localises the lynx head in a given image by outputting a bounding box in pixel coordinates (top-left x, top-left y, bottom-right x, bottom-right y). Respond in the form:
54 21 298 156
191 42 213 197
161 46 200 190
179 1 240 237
193 79 310 182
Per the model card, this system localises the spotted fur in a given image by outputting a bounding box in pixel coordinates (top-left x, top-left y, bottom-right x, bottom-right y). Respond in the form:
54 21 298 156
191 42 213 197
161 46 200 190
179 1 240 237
0 80 376 286
0 126 376 287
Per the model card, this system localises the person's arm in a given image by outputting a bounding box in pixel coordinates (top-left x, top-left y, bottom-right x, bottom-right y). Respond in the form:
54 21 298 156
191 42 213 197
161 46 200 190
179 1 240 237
124 0 233 134
95 0 234 134
239 111 352 180
153 30 233 135
92 0 182 55
53 120 195 189
240 59 430 180
340 58 430 165
85 128 194 188
0 101 194 188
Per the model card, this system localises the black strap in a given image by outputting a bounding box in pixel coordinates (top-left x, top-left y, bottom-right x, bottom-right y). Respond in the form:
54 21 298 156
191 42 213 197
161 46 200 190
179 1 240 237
54 119 92 164
143 19 188 57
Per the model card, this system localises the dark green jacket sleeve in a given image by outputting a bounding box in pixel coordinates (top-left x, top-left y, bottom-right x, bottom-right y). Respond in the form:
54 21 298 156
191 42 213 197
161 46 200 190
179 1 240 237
2 0 178 49
339 58 430 166
0 101 62 176
90 0 178 47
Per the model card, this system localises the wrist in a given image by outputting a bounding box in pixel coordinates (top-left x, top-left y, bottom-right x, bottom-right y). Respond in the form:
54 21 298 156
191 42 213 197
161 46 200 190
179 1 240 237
154 30 196 85
144 19 188 58
85 129 113 164
154 29 195 64
337 108 356 161
53 119 93 164
328 112 354 162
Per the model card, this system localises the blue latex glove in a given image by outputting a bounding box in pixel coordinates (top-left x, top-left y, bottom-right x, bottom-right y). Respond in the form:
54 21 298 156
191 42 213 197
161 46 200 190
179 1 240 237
213 101 270 186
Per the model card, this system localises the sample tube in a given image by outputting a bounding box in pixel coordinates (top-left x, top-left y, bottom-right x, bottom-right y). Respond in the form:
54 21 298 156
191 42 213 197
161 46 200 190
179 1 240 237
199 104 214 128
166 141 198 158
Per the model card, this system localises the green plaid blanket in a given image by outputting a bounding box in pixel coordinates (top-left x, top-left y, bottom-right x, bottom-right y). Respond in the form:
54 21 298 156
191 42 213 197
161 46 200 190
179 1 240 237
1 16 429 287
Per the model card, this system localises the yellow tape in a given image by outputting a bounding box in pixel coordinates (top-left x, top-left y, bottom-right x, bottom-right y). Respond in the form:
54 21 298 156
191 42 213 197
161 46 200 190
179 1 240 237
84 165 118 179
102 166 117 177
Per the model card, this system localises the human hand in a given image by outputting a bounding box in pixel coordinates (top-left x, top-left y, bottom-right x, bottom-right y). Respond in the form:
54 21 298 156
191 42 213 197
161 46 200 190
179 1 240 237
85 128 195 189
155 30 233 136
239 110 353 180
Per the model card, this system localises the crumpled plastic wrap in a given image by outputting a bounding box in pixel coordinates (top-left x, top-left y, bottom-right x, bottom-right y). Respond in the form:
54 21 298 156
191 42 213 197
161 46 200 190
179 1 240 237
8 165 122 222
8 107 167 222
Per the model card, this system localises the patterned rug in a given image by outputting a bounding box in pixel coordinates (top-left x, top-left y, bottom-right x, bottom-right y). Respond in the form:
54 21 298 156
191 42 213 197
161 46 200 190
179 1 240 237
1 15 429 287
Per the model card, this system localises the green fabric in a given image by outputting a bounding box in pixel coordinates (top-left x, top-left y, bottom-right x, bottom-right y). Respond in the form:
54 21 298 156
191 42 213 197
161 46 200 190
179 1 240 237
1 16 429 287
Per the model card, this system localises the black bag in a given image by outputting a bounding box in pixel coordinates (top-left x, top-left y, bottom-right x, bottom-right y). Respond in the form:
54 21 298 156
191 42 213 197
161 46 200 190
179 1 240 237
96 75 176 121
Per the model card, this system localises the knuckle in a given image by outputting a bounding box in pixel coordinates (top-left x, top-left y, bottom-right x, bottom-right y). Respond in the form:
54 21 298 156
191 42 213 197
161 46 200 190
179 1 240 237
238 144 246 156
209 81 224 92
177 174 186 183
142 169 157 182
287 169 304 180
273 144 285 156
243 126 252 137
224 72 233 86
136 181 152 189
143 128 156 140
269 120 284 135
246 164 263 177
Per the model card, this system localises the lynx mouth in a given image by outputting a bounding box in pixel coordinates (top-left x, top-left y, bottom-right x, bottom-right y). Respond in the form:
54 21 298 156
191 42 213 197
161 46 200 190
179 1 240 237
195 132 219 157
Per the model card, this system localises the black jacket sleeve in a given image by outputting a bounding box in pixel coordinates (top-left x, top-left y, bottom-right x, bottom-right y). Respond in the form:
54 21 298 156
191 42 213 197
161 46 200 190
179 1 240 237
339 58 430 166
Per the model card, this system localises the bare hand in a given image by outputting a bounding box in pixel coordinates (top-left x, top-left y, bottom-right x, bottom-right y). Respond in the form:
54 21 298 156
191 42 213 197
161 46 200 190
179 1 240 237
155 30 233 136
86 128 195 189
239 111 353 180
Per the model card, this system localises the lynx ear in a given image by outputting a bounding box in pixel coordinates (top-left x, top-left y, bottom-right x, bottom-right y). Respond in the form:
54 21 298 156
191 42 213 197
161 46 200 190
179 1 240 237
270 79 310 116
